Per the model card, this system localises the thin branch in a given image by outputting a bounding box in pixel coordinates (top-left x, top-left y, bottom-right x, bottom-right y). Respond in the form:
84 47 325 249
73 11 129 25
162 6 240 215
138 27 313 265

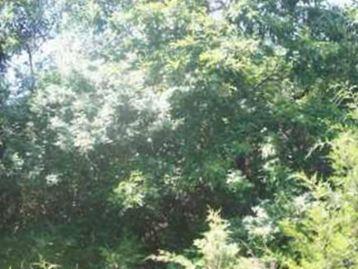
25 43 35 91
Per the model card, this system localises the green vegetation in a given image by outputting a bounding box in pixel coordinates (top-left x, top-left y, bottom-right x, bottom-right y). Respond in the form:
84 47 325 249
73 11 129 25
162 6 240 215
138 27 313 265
0 0 357 268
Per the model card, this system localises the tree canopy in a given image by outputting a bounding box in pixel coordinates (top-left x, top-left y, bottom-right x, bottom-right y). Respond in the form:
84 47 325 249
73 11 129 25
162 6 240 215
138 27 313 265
0 0 357 268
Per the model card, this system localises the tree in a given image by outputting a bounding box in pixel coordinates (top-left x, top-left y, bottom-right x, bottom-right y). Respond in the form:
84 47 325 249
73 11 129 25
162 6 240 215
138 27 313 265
151 209 266 269
0 0 357 268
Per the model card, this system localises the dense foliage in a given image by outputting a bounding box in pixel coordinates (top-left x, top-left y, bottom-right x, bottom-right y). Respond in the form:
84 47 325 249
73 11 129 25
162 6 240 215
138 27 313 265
0 0 357 268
